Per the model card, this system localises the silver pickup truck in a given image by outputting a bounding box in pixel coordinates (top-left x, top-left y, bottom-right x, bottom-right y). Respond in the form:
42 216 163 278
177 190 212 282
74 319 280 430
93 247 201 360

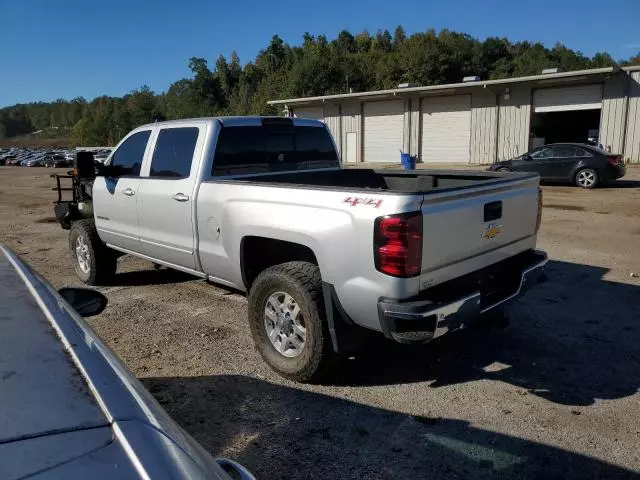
54 116 547 381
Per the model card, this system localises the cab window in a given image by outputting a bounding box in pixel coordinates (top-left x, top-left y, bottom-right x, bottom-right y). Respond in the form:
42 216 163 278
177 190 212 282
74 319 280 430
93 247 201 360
149 127 199 178
109 130 151 176
212 124 338 176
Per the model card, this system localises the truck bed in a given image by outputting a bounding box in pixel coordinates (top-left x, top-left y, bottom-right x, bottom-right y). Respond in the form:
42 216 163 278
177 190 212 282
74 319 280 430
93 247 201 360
219 168 535 194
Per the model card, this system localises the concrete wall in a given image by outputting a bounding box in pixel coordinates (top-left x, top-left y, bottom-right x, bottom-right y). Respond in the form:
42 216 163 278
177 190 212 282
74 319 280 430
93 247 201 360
470 89 497 164
601 74 627 153
323 103 341 155
402 98 411 154
624 71 640 163
409 98 421 157
497 85 531 160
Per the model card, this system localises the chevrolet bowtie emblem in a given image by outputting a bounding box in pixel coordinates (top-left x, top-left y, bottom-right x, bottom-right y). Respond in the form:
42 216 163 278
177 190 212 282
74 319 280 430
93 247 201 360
482 224 503 239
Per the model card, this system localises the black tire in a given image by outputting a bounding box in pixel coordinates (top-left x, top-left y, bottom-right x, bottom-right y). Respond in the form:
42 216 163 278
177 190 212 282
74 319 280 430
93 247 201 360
574 168 598 189
247 261 330 382
69 219 117 285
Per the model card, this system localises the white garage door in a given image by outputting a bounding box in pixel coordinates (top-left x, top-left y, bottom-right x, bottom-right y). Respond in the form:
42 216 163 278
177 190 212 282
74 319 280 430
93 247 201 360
363 100 404 163
294 106 324 120
533 84 602 112
421 95 471 163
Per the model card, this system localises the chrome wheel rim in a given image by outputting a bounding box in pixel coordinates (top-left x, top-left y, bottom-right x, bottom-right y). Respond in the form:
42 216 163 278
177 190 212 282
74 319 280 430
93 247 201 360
577 170 596 187
264 291 306 358
75 235 90 274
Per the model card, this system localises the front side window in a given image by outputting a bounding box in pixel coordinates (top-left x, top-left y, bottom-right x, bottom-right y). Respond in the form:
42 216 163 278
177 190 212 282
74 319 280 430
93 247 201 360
150 127 199 178
530 147 552 159
110 130 151 176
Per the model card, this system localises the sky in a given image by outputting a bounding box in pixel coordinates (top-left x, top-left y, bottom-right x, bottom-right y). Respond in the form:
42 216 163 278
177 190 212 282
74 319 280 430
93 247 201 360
1 0 639 107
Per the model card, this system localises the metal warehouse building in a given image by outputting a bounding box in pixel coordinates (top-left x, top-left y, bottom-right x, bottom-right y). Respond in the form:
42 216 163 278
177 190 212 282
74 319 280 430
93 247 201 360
268 66 640 164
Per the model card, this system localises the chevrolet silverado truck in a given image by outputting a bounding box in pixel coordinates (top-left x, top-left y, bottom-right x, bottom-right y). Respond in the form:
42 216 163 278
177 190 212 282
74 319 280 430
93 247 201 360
54 116 547 381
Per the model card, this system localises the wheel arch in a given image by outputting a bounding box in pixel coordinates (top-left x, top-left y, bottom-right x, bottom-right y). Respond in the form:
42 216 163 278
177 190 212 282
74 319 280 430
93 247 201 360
240 236 320 291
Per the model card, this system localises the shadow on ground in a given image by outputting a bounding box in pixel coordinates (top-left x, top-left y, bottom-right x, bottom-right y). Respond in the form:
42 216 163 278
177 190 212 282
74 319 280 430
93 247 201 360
108 267 197 287
322 260 640 405
608 179 640 189
143 374 639 480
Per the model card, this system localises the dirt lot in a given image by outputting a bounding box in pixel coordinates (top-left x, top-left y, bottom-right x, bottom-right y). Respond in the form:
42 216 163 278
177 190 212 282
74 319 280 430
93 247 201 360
1 166 639 479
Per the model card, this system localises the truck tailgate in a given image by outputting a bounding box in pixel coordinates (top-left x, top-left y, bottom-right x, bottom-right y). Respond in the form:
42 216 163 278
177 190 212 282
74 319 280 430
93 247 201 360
420 176 540 286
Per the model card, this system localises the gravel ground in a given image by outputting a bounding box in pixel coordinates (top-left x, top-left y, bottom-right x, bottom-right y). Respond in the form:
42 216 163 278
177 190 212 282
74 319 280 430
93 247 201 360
1 166 639 479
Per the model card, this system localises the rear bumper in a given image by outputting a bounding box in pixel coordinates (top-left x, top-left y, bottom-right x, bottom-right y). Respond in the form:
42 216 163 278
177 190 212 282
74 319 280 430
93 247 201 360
603 163 626 181
377 250 548 343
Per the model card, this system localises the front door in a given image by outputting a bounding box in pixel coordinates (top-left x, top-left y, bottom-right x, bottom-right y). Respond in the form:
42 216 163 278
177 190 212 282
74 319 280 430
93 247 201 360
551 145 582 180
136 126 203 269
93 129 152 252
515 146 555 179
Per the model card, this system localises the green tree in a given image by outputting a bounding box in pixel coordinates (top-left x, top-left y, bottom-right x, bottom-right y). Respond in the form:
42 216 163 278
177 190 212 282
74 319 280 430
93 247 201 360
0 27 626 143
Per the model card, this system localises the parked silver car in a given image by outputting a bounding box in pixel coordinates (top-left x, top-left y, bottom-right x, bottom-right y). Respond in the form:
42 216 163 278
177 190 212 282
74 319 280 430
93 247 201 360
0 245 254 480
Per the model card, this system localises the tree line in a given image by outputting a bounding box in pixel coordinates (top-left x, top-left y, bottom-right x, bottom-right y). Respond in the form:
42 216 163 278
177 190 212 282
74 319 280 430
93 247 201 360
1 27 639 146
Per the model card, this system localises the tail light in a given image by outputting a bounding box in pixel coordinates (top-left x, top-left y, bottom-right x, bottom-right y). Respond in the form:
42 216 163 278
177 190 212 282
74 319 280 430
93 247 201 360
607 155 622 165
374 212 422 277
536 187 543 233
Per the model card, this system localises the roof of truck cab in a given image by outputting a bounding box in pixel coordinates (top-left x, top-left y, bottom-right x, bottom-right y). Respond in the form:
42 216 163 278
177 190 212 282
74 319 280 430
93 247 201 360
139 116 325 129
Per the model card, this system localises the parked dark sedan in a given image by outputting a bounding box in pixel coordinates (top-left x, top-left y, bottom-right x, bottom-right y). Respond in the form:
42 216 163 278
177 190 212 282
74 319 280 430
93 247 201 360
488 143 626 188
44 154 71 168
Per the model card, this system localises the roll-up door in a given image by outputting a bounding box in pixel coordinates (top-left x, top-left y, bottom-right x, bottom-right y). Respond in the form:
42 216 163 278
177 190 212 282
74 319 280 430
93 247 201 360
421 95 471 163
533 85 602 112
363 100 404 163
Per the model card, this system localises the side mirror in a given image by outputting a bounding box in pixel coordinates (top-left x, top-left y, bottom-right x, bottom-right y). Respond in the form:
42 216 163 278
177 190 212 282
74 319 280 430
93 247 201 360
58 287 108 317
523 154 532 161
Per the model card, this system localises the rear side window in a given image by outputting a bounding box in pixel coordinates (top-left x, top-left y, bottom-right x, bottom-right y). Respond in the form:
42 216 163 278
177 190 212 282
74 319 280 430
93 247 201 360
549 146 578 158
212 124 338 176
110 130 151 176
150 127 199 178
575 148 593 157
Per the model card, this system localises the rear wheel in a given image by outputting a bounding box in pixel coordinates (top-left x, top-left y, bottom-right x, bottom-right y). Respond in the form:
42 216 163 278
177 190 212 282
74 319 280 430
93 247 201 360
575 168 598 189
69 219 117 285
247 261 330 382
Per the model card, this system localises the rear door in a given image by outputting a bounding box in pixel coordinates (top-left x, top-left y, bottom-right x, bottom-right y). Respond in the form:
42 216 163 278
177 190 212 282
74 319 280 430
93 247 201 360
546 145 579 179
93 129 152 252
136 125 205 269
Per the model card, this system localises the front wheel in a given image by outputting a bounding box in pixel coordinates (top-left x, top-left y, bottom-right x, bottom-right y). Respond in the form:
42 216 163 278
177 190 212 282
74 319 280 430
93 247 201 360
247 261 330 382
575 168 598 189
69 219 117 285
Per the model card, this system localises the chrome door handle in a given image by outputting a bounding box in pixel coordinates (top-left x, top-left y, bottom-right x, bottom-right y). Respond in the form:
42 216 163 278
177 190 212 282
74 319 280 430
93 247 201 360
122 188 135 196
172 193 190 202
